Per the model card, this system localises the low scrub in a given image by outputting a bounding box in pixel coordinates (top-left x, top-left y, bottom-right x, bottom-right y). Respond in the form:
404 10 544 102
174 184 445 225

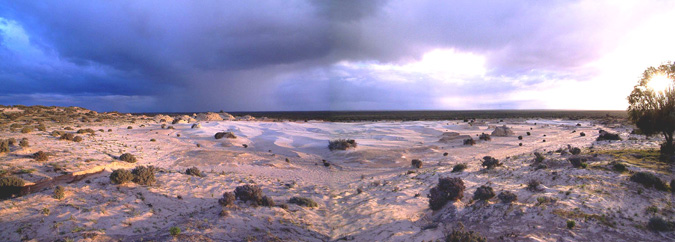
214 132 237 139
53 186 65 200
498 191 517 203
411 159 423 168
568 157 588 168
288 196 318 207
473 185 495 201
527 179 542 192
59 133 75 141
185 167 203 177
234 184 263 205
218 192 236 207
481 156 502 169
452 163 467 173
647 217 674 231
76 128 95 134
596 130 621 141
428 177 465 210
0 140 9 153
328 139 357 151
0 176 25 199
630 172 668 191
32 151 49 161
131 166 156 186
444 222 486 242
478 133 491 141
463 138 476 146
19 138 29 148
110 169 134 184
119 153 137 163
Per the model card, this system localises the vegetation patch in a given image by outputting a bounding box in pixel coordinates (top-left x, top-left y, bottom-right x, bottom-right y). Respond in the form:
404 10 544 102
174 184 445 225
119 153 137 163
110 169 134 185
428 177 465 210
288 196 318 207
131 166 156 186
0 176 25 199
215 132 237 139
552 209 615 228
630 172 668 191
452 163 467 173
328 139 357 151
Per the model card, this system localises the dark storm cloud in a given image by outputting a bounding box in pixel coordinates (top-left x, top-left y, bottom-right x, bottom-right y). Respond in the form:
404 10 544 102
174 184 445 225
0 0 666 111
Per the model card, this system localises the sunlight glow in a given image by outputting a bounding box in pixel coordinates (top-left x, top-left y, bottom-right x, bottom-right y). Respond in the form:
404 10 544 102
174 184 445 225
647 74 673 93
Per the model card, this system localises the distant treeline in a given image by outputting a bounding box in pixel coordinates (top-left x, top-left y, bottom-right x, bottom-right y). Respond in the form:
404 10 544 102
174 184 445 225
140 110 627 122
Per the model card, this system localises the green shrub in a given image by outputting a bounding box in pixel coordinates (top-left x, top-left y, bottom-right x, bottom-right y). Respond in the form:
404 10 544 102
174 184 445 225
169 226 181 236
0 176 25 199
110 169 133 184
534 152 545 163
119 153 137 163
288 196 318 207
497 191 517 203
411 159 423 168
428 177 465 210
32 151 49 161
630 172 668 191
612 162 626 172
452 163 467 173
566 220 576 229
481 156 502 169
569 157 587 168
53 185 65 200
185 167 203 177
473 185 495 201
131 166 156 186
328 139 357 151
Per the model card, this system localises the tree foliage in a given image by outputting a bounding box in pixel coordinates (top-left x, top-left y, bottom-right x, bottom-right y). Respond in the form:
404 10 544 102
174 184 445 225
627 62 675 157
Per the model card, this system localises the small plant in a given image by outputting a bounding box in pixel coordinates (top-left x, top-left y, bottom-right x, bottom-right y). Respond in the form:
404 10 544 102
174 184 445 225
568 157 587 168
76 128 95 134
596 130 621 141
0 176 25 199
580 132 586 136
214 132 237 139
131 166 156 186
218 192 236 207
288 196 318 207
59 133 75 141
127 126 133 129
411 159 423 169
518 135 523 140
51 130 65 137
262 196 275 207
473 185 495 201
498 191 517 203
37 124 46 131
569 147 581 155
445 222 486 242
73 136 83 142
185 167 203 177
630 172 668 191
150 138 156 142
119 153 137 163
481 156 502 169
7 138 16 146
41 207 50 215
20 127 33 133
527 179 541 192
533 152 545 163
19 138 29 148
526 132 531 136
612 162 626 172
169 226 181 236
328 139 357 151
53 186 65 200
452 163 467 173
234 184 263 204
463 138 476 146
566 220 576 229
428 177 465 210
0 140 10 153
33 151 49 162
478 133 491 141
647 217 673 231
110 169 133 184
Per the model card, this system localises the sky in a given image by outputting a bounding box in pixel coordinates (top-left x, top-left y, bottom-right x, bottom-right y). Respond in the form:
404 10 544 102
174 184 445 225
0 0 674 112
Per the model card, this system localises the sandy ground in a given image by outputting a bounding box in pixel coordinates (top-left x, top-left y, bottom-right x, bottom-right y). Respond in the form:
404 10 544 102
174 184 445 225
1 117 674 241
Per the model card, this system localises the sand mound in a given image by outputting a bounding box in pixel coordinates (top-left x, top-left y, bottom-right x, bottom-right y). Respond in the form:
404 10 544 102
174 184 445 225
491 125 514 136
196 112 223 121
153 114 174 123
220 112 235 120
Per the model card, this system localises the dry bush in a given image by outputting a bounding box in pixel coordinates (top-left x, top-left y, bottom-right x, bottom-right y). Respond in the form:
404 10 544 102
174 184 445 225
288 196 318 207
452 163 467 173
59 133 75 141
328 139 357 151
53 185 65 200
478 133 491 141
110 169 133 184
119 153 137 163
630 172 668 191
428 177 465 210
218 192 236 207
568 157 587 168
0 140 9 153
473 185 495 201
131 166 156 186
20 127 33 133
19 138 29 148
463 138 476 146
411 159 423 168
73 136 83 142
234 184 263 205
32 151 49 161
481 156 502 169
444 222 487 242
185 167 203 177
527 179 542 192
498 191 517 203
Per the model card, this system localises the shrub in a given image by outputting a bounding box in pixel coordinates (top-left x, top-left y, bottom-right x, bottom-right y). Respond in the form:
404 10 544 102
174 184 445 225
527 179 541 192
428 177 465 210
59 133 75 141
53 185 65 200
518 136 523 140
214 131 237 139
498 191 517 203
119 153 137 163
110 169 133 184
0 140 9 153
131 166 156 186
444 222 486 242
534 152 545 163
127 126 133 129
76 128 95 134
612 162 626 172
328 139 357 151
526 132 531 136
452 163 467 173
64 127 73 130
597 130 621 141
463 138 476 146
0 176 25 199
73 136 83 142
234 184 263 204
567 220 576 229
647 217 673 231
7 138 16 146
519 143 523 146
478 133 491 141
411 159 423 168
218 192 236 207
630 172 668 191
51 130 65 137
288 196 318 207
20 127 33 133
19 138 29 148
580 132 586 136
32 151 49 161
108 129 112 132
185 167 203 177
569 147 581 155
481 156 502 169
262 196 275 207
169 226 181 236
37 124 46 131
569 157 587 168
473 185 495 201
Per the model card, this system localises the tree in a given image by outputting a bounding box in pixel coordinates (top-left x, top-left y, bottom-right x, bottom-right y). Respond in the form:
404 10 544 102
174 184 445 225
627 62 675 161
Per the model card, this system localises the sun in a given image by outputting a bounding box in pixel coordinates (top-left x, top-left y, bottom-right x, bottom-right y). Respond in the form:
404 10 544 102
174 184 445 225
647 74 673 93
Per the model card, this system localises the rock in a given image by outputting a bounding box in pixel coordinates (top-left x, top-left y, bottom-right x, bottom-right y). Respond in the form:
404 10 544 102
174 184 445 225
491 125 514 137
196 112 223 121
